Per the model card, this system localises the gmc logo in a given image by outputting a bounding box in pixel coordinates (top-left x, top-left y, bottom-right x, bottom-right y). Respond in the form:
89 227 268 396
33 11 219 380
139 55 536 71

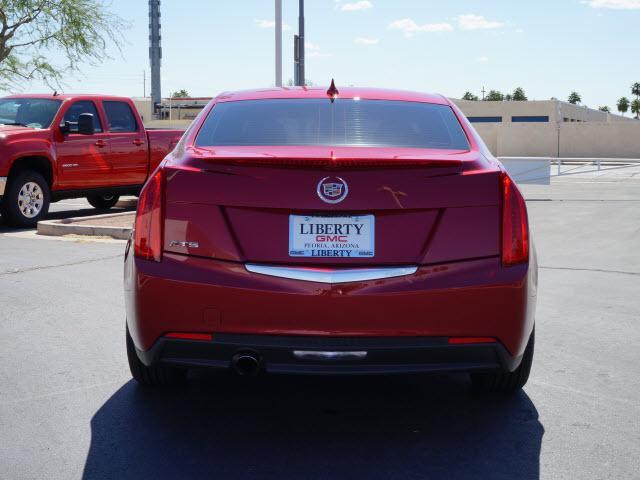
316 235 348 242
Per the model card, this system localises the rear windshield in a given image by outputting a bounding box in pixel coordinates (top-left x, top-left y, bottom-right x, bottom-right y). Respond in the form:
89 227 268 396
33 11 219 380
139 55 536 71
195 99 469 150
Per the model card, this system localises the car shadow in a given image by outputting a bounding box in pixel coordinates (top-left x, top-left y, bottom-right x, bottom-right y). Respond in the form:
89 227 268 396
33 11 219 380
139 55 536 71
82 372 543 479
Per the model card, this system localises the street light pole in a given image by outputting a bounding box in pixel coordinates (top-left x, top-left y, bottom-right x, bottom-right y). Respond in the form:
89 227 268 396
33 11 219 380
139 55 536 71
275 0 282 87
298 0 305 86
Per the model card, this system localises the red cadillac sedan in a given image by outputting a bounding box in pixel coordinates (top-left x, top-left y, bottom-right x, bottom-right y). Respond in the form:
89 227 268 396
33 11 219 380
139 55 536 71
124 85 537 393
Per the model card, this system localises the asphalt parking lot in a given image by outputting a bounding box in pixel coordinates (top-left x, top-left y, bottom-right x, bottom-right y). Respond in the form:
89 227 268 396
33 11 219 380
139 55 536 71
0 172 639 479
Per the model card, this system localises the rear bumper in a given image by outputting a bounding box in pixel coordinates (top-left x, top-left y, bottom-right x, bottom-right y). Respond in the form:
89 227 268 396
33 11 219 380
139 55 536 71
135 333 523 375
125 250 537 362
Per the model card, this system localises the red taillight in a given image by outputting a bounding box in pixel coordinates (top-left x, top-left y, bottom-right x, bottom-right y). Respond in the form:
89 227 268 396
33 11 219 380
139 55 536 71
134 169 164 261
501 172 529 266
448 337 497 345
165 332 213 341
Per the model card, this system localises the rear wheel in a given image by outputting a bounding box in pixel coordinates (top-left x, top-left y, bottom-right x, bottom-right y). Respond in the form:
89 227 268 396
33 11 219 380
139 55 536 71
2 170 50 228
471 327 535 394
126 324 186 386
87 194 120 210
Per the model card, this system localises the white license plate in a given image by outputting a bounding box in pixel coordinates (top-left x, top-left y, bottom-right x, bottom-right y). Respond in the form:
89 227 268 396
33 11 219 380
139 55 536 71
289 215 375 258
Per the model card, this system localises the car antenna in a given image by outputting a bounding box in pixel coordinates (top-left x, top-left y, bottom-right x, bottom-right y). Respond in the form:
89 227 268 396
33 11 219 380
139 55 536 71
326 79 339 103
53 90 58 96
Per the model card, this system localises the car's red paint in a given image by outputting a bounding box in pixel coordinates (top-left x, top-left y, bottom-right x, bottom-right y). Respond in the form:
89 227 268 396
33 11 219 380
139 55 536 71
124 87 537 377
0 94 183 192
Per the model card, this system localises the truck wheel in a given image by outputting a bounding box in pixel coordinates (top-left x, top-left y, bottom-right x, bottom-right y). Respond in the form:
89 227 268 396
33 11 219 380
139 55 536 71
471 328 535 394
2 170 51 228
126 324 185 386
87 194 120 210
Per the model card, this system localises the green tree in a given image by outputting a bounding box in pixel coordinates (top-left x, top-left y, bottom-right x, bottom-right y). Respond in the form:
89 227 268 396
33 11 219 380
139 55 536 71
512 87 527 101
632 82 640 100
567 92 581 104
461 91 478 101
617 97 629 116
598 106 610 113
631 99 640 119
0 0 126 89
504 94 513 101
485 90 504 101
171 89 190 98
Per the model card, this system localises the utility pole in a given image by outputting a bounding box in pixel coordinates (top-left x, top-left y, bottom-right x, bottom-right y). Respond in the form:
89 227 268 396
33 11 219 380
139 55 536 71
143 70 146 97
294 0 305 86
481 86 486 101
149 0 162 118
275 0 282 87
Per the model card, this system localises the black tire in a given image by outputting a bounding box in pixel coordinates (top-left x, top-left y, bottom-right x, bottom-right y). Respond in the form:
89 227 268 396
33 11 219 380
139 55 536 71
2 170 50 228
471 327 535 394
87 194 120 210
126 324 186 386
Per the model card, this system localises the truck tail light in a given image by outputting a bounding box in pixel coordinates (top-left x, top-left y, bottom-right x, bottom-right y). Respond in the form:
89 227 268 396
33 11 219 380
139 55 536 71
501 172 529 266
134 168 164 261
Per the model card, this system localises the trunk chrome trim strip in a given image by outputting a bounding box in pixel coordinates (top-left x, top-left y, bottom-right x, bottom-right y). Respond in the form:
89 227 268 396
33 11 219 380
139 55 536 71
245 264 418 283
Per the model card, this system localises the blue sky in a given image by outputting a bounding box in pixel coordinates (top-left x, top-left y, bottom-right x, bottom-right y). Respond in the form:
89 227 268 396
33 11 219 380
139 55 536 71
13 0 640 110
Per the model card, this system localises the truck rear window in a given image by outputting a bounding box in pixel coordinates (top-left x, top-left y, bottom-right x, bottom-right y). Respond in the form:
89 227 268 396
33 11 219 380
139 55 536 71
195 99 469 150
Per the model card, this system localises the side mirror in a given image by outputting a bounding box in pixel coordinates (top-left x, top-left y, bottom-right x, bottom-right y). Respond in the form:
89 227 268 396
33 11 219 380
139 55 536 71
59 121 72 134
78 113 95 135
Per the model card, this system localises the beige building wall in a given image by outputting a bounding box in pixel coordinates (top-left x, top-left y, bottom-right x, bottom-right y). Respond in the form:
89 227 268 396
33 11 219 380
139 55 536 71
497 125 558 157
560 123 640 158
470 123 640 158
453 99 632 124
132 97 153 124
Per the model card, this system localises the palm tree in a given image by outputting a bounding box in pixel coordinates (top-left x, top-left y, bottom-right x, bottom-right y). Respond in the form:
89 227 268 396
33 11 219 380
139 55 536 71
617 97 630 116
598 106 610 113
632 82 640 100
462 91 478 101
631 99 640 119
567 92 581 104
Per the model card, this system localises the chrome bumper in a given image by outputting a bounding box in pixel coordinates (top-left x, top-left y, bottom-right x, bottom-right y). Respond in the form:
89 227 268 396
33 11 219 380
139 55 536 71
0 177 6 196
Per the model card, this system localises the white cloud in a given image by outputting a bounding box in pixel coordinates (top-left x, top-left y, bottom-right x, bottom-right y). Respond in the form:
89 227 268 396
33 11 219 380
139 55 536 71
254 19 290 30
516 28 525 33
341 1 372 11
354 36 379 45
585 0 640 8
456 14 504 30
476 56 489 62
388 18 454 37
305 42 332 57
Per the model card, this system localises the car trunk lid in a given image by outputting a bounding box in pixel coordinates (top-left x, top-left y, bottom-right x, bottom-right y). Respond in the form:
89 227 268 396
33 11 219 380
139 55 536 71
163 146 501 266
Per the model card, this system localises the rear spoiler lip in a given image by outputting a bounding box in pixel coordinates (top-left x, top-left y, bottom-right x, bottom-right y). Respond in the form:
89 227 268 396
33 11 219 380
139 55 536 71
175 146 483 169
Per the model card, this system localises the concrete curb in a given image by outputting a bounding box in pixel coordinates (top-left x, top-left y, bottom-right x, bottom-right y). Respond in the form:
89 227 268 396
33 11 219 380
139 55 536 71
37 212 134 240
115 198 137 208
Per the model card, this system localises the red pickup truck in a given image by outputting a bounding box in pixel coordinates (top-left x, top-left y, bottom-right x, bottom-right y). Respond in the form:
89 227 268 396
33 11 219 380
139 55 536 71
0 94 184 227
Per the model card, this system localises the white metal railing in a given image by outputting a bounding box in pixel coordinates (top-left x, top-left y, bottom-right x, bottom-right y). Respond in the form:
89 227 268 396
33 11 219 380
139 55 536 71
497 157 640 184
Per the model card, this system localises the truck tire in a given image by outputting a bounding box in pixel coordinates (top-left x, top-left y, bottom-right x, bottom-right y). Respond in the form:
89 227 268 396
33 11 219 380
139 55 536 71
126 324 185 386
471 327 535 394
2 170 51 228
87 194 120 210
